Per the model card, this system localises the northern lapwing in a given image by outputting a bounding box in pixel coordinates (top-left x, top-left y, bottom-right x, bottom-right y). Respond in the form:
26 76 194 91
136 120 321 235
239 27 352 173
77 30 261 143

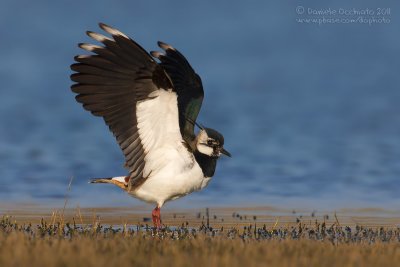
70 23 231 227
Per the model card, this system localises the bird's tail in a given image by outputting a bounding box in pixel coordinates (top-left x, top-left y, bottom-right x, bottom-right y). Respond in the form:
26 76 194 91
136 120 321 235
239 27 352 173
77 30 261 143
89 176 128 190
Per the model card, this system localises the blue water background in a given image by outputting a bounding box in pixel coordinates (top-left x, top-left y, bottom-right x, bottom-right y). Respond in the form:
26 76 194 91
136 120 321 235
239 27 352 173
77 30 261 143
0 1 399 210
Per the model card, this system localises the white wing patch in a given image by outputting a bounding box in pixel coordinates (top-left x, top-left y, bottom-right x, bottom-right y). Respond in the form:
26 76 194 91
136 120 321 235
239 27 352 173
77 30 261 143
136 89 188 178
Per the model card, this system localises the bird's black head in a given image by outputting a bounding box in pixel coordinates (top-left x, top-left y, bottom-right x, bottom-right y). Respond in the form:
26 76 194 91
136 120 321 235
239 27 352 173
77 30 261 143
196 127 231 158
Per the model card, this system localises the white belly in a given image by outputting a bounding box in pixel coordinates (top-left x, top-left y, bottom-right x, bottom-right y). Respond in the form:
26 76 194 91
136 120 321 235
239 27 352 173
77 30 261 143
131 160 211 206
131 89 212 206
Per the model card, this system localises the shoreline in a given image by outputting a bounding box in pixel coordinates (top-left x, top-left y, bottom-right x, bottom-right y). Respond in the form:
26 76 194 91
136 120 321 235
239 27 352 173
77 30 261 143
1 204 399 228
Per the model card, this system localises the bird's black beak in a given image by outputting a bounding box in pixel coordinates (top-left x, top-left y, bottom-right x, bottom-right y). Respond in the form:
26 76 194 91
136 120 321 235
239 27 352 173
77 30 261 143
220 148 232 157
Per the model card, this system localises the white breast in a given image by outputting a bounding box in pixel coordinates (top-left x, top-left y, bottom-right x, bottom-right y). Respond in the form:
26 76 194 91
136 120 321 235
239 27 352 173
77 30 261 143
132 89 211 206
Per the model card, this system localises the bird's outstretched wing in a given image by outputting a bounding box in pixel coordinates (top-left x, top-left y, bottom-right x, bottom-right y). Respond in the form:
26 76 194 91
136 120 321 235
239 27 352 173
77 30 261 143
150 42 204 147
70 23 173 189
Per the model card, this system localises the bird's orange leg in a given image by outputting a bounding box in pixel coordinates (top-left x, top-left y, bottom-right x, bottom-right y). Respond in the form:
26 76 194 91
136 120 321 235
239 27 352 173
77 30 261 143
152 206 162 228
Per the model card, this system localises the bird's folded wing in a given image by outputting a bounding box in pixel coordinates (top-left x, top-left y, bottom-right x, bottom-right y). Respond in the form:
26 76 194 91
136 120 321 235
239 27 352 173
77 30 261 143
70 23 172 189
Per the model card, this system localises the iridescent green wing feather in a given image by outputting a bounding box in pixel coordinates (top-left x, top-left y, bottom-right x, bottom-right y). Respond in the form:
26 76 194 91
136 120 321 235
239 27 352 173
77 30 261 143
151 42 204 146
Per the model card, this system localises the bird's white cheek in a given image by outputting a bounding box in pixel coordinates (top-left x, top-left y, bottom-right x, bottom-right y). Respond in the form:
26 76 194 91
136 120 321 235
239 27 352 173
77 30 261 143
197 144 214 156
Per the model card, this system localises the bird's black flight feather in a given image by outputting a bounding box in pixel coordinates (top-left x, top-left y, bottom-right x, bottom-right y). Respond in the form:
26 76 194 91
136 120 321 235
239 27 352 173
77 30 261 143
70 23 206 188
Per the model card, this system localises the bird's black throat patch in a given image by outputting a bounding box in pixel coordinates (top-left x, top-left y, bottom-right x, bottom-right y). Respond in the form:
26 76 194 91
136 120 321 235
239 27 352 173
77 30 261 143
194 151 217 178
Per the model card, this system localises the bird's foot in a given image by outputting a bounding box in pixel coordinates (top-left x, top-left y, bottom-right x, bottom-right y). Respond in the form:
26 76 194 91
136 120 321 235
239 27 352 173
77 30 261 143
152 206 162 229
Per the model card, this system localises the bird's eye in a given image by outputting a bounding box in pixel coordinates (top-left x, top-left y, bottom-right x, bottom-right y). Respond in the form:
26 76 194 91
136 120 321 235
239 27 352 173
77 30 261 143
207 140 213 146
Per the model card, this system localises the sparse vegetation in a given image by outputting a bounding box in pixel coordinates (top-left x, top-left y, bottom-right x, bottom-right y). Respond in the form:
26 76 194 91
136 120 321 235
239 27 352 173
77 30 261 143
0 209 399 267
